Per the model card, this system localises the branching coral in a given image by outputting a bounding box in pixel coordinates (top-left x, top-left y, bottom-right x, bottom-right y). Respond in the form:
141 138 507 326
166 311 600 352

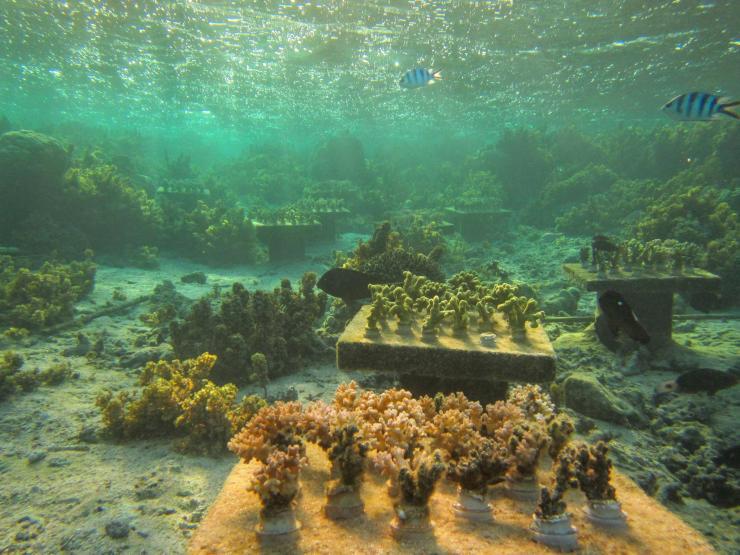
358 270 543 338
228 401 305 464
507 384 555 423
507 423 551 480
535 451 578 520
497 296 545 333
397 449 446 507
547 413 575 460
172 200 259 266
326 424 369 489
446 438 510 494
249 445 307 517
249 352 270 398
171 275 326 382
573 441 617 502
97 353 264 454
635 185 739 300
1 350 25 400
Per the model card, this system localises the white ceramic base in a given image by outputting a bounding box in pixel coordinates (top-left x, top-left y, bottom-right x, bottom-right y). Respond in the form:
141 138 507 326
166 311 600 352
324 489 364 520
505 476 540 502
584 500 628 528
531 514 578 552
255 509 301 539
390 506 432 539
453 488 494 522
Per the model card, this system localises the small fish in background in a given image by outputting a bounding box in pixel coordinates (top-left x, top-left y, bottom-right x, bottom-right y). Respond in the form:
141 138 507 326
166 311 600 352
662 92 740 121
317 267 382 303
598 290 650 344
399 68 441 89
655 368 738 396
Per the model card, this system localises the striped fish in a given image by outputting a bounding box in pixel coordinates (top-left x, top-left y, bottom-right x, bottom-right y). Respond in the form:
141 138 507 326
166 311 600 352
399 68 441 89
662 92 739 121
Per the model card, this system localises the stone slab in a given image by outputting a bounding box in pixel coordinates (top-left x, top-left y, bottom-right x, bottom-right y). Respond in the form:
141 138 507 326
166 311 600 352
189 443 715 555
336 305 556 383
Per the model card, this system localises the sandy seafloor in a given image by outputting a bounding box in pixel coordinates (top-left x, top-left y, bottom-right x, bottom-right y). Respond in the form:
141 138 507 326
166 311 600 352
0 228 738 554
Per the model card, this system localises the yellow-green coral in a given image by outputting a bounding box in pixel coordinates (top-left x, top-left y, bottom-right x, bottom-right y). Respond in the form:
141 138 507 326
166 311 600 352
0 257 96 330
96 353 264 454
497 296 545 333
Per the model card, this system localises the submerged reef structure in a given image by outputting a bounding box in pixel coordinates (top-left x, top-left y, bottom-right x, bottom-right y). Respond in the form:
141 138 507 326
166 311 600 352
337 271 553 402
0 130 71 240
96 353 266 455
0 256 96 331
170 274 327 383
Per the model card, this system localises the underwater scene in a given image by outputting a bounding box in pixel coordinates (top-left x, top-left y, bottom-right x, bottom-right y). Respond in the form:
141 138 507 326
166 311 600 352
0 1 738 553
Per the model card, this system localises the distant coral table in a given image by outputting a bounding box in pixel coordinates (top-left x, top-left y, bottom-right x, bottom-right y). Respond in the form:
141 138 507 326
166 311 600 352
444 207 511 241
188 443 715 555
254 221 321 262
308 207 350 242
336 305 556 403
563 263 721 349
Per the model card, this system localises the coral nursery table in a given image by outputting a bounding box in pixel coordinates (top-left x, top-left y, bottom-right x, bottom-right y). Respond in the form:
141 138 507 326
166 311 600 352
188 443 715 555
563 263 721 349
254 221 321 263
444 207 511 241
307 207 350 242
336 305 556 403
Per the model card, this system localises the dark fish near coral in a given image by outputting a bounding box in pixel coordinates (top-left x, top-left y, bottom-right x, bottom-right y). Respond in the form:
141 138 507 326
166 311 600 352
399 68 441 89
598 290 650 344
662 92 740 121
656 368 738 396
317 268 382 302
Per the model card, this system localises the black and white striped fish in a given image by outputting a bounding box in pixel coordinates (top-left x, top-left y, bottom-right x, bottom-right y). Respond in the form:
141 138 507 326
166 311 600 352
662 92 739 121
399 68 441 89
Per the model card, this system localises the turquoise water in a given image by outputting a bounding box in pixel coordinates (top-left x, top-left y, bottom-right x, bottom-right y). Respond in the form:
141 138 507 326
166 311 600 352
0 2 739 554
2 1 739 147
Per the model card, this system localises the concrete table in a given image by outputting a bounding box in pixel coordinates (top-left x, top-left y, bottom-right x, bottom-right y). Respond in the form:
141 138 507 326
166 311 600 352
444 207 511 241
254 221 321 263
336 305 556 403
189 443 715 555
308 207 350 242
563 263 721 349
